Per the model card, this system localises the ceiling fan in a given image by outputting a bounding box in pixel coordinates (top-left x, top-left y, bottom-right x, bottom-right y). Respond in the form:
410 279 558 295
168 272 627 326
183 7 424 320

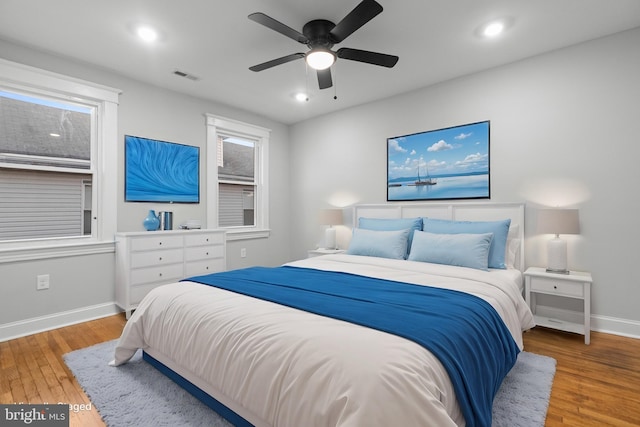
248 0 399 90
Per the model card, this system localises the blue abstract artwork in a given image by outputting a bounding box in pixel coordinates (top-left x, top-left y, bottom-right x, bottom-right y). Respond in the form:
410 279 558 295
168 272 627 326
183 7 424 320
125 135 199 203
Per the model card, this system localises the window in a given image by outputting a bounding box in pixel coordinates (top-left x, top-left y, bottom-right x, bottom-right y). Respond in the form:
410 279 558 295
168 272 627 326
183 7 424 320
217 135 255 227
206 114 270 239
0 90 93 240
0 59 119 257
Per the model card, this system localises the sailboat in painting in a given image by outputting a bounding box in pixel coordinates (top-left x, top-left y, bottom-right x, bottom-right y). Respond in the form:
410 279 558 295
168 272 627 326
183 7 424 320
410 165 437 186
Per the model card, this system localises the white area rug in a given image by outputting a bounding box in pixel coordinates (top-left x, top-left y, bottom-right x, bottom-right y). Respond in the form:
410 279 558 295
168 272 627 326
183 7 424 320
64 340 555 427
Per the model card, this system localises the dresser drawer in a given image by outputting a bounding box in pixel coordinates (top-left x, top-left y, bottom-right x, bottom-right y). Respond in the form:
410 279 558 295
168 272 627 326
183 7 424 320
185 232 224 247
185 258 225 277
131 235 183 251
530 277 584 297
184 245 224 262
131 248 183 268
130 264 183 286
130 282 167 305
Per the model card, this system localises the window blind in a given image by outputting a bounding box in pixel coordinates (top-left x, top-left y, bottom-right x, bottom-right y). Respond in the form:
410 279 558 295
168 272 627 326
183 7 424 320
0 168 89 240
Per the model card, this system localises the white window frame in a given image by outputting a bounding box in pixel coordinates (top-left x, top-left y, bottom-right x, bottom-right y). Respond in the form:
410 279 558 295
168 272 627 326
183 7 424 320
205 114 270 240
0 59 119 261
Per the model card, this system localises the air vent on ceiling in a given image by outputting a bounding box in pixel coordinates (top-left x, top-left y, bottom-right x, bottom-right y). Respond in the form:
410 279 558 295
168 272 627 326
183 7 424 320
172 69 200 81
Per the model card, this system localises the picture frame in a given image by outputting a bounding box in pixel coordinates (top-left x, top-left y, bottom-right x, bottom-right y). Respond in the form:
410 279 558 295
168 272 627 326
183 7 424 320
387 121 490 201
125 135 200 203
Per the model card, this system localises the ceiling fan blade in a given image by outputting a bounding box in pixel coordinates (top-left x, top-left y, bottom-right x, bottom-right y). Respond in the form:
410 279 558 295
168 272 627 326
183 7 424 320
249 53 306 72
248 12 308 44
337 47 398 68
317 69 333 90
329 0 383 43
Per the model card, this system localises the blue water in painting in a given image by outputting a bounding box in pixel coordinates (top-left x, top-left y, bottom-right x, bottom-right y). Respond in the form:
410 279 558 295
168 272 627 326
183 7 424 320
388 173 489 201
125 136 199 203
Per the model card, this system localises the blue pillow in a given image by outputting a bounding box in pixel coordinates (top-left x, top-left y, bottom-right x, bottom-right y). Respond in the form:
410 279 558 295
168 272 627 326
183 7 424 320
358 217 422 259
422 218 511 269
346 228 410 260
408 231 494 271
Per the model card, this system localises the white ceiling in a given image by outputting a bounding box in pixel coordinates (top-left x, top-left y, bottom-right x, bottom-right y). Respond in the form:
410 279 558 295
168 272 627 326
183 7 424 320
1 1 640 125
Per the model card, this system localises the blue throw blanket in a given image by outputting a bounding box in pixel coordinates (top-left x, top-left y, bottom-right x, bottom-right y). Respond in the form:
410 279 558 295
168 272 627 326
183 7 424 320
186 266 520 427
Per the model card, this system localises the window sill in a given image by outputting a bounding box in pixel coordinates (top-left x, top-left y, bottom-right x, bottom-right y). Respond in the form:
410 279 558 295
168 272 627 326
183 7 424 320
0 239 115 263
224 228 271 241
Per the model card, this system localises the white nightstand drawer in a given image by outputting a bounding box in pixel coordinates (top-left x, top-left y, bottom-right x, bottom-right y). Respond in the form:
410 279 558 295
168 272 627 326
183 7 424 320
131 235 183 251
185 258 225 277
130 264 183 286
185 232 224 247
530 276 584 297
131 248 183 268
184 245 224 262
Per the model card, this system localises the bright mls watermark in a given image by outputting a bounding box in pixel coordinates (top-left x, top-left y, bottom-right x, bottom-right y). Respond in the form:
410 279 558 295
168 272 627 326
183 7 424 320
0 404 69 426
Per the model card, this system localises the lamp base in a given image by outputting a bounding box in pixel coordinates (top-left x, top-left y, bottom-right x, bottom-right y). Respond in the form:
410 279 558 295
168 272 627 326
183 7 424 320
325 227 337 250
546 236 568 274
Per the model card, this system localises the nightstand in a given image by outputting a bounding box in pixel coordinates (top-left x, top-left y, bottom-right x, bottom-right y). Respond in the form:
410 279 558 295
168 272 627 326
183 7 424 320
307 248 346 258
524 267 592 344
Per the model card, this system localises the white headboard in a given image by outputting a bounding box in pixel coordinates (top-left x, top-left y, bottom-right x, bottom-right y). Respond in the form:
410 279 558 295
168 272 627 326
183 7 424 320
350 202 525 271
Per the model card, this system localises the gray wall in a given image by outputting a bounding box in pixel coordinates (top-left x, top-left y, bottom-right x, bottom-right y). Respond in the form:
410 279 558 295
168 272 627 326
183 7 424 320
2 26 639 338
289 28 640 335
0 39 292 336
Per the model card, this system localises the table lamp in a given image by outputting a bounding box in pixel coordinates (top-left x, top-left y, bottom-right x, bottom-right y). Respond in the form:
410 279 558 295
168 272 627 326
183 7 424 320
319 209 343 250
537 208 580 274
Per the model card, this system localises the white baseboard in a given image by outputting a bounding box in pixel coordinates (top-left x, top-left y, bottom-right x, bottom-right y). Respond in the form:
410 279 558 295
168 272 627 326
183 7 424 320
535 305 640 339
0 302 120 342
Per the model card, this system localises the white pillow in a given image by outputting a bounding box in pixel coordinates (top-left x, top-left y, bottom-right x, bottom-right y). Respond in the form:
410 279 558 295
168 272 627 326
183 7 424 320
346 228 410 260
408 231 494 271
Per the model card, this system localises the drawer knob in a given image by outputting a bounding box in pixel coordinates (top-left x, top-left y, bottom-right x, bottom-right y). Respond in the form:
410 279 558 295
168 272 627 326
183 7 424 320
159 242 163 246
159 273 163 277
206 238 209 242
206 266 209 270
206 252 209 256
159 257 162 261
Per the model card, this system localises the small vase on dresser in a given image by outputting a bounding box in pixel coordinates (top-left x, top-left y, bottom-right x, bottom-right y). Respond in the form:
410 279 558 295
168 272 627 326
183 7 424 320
143 209 160 231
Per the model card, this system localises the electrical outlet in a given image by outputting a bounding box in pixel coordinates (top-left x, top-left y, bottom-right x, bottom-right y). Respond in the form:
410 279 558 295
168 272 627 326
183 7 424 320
37 274 50 290
240 248 247 258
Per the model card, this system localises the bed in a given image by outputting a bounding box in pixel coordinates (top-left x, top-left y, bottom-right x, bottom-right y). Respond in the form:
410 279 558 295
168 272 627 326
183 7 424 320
112 202 535 427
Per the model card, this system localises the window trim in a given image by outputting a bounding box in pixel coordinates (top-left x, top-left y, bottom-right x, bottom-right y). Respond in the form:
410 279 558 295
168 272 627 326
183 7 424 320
205 114 270 240
0 58 120 260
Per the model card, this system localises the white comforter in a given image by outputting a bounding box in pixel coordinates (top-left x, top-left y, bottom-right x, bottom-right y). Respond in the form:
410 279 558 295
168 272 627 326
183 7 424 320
113 254 535 427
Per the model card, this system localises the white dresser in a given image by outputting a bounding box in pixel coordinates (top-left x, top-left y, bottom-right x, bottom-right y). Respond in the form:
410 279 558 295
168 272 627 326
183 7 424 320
115 229 226 318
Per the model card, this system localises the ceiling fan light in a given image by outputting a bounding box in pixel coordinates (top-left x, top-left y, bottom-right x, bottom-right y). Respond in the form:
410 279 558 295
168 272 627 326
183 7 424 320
306 49 335 70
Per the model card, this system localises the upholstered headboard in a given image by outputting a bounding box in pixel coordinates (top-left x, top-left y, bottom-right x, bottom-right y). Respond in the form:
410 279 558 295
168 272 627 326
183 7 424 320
349 202 525 272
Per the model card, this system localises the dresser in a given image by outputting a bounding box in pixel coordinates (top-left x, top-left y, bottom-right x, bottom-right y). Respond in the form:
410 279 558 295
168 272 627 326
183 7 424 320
115 229 226 318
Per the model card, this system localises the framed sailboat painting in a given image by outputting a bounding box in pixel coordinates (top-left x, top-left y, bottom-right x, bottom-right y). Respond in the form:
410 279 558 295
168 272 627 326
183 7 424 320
387 121 490 201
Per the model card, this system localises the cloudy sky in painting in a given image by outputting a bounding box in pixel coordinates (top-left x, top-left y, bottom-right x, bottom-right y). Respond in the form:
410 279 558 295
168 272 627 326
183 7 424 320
387 121 489 180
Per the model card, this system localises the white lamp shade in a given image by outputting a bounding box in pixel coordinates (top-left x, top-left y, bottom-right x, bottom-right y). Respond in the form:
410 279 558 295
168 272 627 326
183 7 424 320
319 209 343 226
537 209 580 235
306 49 335 70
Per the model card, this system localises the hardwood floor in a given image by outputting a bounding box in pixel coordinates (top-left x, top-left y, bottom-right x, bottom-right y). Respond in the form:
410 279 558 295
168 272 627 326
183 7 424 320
523 327 640 426
1 315 639 426
0 314 126 426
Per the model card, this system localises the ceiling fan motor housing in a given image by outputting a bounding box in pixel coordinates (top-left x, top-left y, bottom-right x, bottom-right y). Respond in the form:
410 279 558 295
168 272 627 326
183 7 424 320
302 19 337 49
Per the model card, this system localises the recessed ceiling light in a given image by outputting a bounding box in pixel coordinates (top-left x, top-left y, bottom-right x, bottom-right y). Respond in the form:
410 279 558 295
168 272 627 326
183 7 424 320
49 133 60 137
483 21 504 38
295 93 309 102
136 25 158 42
478 18 512 39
